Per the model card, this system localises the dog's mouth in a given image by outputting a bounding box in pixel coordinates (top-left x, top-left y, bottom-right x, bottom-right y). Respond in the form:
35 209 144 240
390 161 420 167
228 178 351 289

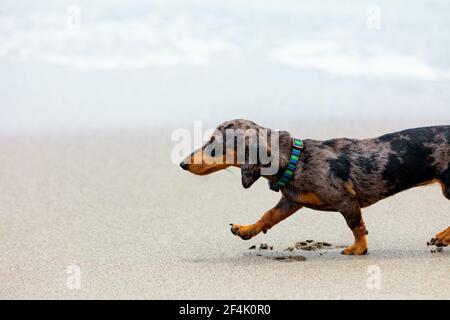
191 167 220 176
188 165 223 175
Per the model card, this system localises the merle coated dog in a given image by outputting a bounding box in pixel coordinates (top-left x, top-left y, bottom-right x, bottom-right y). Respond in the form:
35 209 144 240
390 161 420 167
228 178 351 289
180 119 450 255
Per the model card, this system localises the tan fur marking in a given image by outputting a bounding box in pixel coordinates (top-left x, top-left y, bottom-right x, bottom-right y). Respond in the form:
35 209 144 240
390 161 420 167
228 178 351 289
342 226 368 255
415 179 439 188
230 199 302 240
344 182 357 197
299 192 324 206
434 226 450 246
187 149 237 175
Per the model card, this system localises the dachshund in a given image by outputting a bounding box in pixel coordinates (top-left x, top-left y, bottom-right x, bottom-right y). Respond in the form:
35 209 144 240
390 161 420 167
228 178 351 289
180 119 450 255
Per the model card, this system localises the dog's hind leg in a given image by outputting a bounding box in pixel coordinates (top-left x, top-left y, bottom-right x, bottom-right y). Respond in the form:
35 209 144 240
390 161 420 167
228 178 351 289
230 197 302 240
340 202 368 255
429 168 450 247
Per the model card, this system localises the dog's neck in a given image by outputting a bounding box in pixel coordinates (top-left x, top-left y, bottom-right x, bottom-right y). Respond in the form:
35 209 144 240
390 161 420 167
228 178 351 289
263 131 296 183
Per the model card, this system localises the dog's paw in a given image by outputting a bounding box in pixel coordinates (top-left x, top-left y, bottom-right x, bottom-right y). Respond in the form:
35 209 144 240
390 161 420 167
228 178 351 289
428 227 450 247
341 244 368 256
230 224 259 240
428 237 448 247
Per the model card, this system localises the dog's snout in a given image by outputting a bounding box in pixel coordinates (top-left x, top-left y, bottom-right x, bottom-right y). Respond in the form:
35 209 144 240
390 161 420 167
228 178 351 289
180 162 189 170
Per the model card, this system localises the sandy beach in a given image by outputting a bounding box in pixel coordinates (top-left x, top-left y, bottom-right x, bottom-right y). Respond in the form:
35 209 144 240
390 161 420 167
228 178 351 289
0 119 448 300
2 0 450 301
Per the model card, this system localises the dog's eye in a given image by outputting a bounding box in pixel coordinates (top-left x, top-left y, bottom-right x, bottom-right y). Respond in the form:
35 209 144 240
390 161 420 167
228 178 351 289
211 149 216 157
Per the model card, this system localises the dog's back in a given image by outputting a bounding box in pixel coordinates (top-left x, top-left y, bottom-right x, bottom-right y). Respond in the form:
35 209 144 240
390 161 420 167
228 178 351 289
303 126 450 207
376 125 450 192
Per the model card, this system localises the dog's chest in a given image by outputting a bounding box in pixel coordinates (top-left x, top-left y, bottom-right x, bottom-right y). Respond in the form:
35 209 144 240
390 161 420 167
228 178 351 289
282 188 334 211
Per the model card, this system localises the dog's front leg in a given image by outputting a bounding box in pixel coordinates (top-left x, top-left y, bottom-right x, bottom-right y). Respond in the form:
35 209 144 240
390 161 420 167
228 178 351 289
230 197 302 240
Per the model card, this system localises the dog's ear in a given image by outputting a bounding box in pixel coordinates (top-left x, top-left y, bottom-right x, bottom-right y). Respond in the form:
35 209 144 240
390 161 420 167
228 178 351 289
241 164 261 189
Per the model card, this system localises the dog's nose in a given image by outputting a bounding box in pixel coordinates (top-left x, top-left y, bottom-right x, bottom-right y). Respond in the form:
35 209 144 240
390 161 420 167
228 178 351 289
180 162 189 170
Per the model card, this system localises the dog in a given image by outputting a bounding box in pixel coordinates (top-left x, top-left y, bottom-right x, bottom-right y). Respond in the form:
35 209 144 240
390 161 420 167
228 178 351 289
180 119 450 255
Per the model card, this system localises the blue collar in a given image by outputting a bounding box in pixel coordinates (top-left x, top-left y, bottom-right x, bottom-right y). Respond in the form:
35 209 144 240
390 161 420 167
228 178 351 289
269 138 303 192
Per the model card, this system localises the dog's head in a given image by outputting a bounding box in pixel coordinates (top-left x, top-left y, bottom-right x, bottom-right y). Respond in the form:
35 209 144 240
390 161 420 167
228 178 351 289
180 119 291 188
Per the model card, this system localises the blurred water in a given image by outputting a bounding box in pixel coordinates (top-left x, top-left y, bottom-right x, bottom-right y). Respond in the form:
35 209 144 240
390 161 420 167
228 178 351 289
0 0 449 132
